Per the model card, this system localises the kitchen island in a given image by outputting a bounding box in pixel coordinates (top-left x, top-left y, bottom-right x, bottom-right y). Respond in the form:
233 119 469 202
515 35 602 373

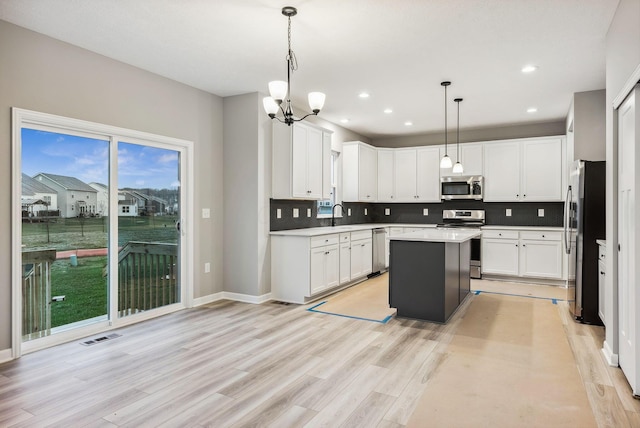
389 229 481 323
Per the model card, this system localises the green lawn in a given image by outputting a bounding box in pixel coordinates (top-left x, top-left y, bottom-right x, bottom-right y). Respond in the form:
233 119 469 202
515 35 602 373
22 215 179 329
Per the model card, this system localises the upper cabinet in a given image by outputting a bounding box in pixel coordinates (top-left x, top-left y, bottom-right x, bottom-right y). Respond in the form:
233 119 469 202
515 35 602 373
377 149 395 201
415 147 441 201
484 137 564 202
440 143 484 176
272 121 332 200
394 148 418 201
343 141 377 202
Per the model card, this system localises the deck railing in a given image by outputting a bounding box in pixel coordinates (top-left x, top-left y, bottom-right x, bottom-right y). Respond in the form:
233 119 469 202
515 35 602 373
22 249 57 340
118 241 179 317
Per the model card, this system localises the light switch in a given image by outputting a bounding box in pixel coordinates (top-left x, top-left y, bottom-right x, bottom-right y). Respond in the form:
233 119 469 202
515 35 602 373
423 208 429 216
307 208 312 217
364 208 368 215
204 262 210 273
348 208 352 216
385 208 391 216
276 208 282 219
293 208 299 218
538 208 545 217
506 209 512 217
202 208 210 219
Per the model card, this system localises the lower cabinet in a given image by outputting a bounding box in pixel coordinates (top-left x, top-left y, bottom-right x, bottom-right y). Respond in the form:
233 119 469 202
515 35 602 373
597 241 606 325
350 230 373 278
310 244 339 295
482 229 563 280
271 230 372 304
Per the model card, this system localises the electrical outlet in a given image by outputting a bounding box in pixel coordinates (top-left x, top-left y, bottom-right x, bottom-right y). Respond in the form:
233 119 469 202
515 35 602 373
204 262 211 273
293 208 299 218
364 208 368 215
423 208 429 216
276 208 281 219
307 208 312 217
506 209 512 217
385 208 391 216
202 208 210 219
538 208 545 217
348 208 352 216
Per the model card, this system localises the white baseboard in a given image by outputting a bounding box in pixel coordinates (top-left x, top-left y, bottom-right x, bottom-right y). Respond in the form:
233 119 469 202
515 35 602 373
0 348 13 364
192 292 225 307
193 291 272 307
602 341 619 366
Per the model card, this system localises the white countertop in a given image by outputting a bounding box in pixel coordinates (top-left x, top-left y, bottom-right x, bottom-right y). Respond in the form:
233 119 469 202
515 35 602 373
270 223 563 237
270 223 437 237
389 229 481 243
481 225 564 232
596 239 606 247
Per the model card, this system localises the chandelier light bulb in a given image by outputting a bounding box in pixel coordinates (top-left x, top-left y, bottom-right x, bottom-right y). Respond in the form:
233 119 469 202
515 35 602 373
452 161 464 173
268 81 288 103
308 92 326 113
263 97 279 116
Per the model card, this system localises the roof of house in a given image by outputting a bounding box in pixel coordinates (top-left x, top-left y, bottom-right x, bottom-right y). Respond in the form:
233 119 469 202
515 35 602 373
35 173 97 192
22 173 56 196
89 182 108 191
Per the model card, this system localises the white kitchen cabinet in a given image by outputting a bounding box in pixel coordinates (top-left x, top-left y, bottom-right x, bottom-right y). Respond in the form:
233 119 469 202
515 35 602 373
521 138 563 201
310 244 339 294
377 149 395 201
519 231 563 279
597 241 606 325
460 143 484 176
322 131 333 199
339 233 352 285
272 121 331 200
483 141 521 201
395 148 418 201
350 230 372 279
482 229 564 280
343 141 377 201
416 147 441 201
482 231 520 276
484 137 564 202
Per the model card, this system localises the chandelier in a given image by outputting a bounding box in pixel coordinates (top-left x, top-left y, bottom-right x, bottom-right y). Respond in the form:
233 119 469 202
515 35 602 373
263 6 326 126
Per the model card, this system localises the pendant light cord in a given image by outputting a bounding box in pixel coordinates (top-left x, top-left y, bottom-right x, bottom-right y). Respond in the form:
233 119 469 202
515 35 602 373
456 100 460 161
287 16 298 72
444 84 448 155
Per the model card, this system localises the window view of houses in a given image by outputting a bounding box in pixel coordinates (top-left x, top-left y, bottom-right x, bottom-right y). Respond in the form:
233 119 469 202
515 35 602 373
20 128 181 336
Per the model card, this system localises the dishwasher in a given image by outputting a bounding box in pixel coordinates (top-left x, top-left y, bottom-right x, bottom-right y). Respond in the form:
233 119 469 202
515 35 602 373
370 228 386 277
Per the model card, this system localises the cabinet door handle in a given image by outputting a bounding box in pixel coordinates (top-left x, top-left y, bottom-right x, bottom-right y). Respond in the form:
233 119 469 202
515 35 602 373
361 244 365 247
516 244 519 247
542 235 545 238
600 271 605 275
522 244 526 247
523 194 526 198
498 233 502 236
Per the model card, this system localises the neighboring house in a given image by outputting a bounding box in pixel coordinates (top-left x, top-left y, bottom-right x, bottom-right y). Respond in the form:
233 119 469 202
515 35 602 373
21 173 58 217
33 173 98 218
89 182 109 217
118 198 138 217
122 189 167 216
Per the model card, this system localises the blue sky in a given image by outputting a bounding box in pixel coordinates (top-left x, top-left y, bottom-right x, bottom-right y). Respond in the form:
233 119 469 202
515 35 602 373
21 128 180 189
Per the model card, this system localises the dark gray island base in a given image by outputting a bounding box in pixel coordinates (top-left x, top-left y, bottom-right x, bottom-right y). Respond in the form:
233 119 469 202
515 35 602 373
389 230 479 323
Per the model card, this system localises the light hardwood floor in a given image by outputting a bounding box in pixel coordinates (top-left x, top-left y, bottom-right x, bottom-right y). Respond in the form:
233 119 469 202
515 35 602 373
0 279 638 427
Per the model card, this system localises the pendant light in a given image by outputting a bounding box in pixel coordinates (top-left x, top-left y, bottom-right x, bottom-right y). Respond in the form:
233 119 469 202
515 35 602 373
440 81 453 169
263 6 326 126
452 98 464 174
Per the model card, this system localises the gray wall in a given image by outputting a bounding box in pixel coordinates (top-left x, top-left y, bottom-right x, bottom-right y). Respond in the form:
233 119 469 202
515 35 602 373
0 20 224 351
371 121 566 148
574 90 606 161
604 0 640 357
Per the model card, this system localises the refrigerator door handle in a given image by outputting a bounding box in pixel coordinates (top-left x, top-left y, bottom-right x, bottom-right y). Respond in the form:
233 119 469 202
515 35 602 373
564 185 572 254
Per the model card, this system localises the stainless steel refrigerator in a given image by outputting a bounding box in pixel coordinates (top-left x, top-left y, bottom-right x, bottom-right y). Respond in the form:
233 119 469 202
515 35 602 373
565 160 605 324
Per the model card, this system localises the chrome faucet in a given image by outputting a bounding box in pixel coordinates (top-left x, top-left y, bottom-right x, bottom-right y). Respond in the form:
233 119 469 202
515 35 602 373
331 203 344 227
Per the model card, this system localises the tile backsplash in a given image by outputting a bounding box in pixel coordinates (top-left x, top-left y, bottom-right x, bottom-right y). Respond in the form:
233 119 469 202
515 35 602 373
270 199 564 231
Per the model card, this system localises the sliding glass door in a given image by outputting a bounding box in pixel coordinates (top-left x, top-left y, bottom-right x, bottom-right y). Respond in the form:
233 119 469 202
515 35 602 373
13 109 192 354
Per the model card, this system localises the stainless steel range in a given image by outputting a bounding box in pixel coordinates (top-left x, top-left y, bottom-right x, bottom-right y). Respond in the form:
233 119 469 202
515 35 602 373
437 209 485 279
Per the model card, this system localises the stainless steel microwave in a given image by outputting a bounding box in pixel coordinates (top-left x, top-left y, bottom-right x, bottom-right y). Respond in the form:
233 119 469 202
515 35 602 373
441 176 483 200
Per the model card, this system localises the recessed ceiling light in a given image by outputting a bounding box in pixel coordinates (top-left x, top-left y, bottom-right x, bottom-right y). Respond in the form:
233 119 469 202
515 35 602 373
404 121 413 126
340 118 350 123
527 107 538 113
522 65 538 73
384 108 393 114
358 92 370 99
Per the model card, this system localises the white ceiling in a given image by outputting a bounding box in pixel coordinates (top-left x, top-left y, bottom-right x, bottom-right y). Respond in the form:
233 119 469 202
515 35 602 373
0 0 620 139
